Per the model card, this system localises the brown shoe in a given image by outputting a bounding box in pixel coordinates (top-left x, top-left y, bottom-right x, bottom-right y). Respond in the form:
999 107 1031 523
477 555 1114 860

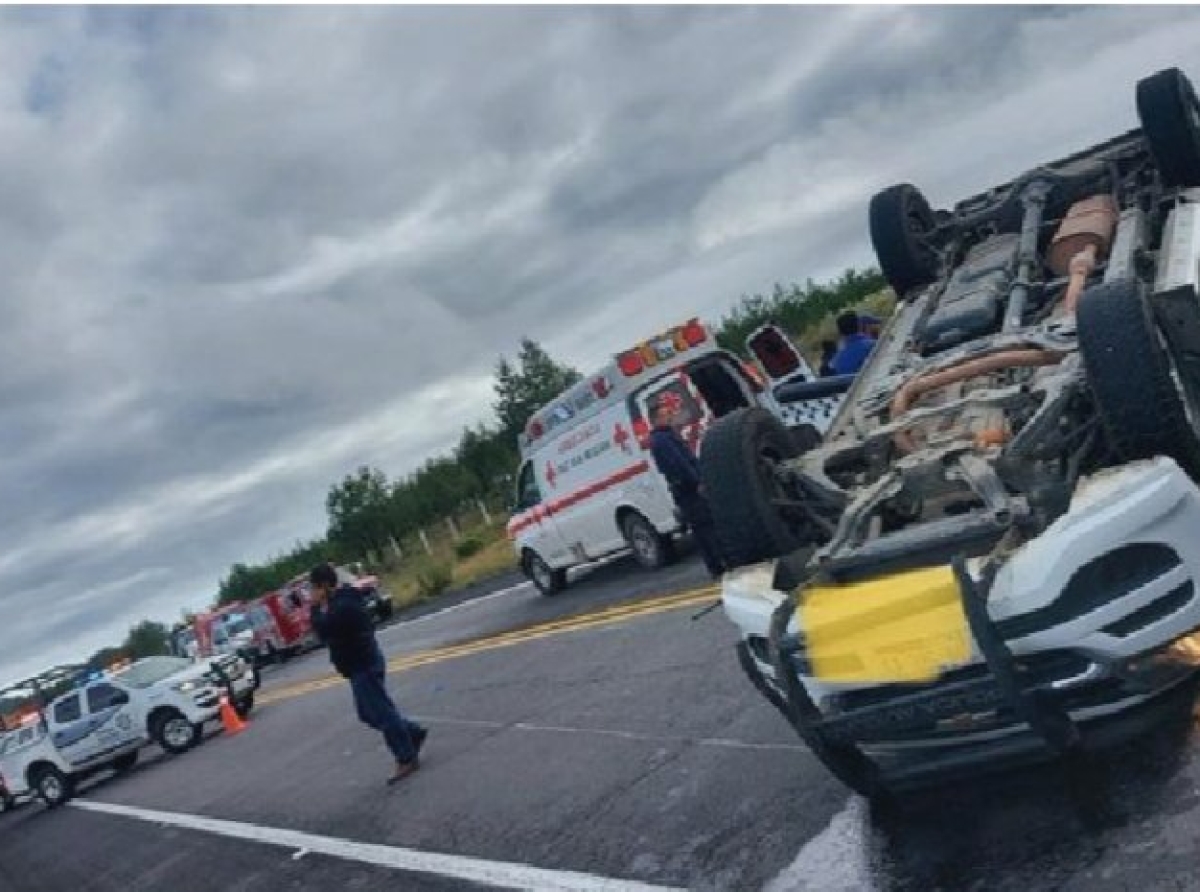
386 760 420 786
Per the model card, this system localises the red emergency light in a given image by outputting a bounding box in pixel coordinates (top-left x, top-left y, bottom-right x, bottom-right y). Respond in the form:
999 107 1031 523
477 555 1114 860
618 351 644 377
680 319 707 348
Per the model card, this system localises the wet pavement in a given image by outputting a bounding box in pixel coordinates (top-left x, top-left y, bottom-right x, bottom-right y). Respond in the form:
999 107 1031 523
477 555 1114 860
4 550 1200 891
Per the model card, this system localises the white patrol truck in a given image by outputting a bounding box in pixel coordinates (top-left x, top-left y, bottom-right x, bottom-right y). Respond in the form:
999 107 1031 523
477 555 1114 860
0 656 235 808
506 318 853 595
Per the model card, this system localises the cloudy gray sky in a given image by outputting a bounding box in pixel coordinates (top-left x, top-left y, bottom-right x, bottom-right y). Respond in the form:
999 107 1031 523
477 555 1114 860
3 5 1200 683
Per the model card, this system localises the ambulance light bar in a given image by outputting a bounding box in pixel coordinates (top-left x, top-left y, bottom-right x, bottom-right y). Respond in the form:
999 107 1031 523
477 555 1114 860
616 319 708 378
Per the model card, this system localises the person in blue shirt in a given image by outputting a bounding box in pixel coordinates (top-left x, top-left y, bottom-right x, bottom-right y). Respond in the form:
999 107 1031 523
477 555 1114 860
309 563 427 786
648 396 726 579
830 310 877 376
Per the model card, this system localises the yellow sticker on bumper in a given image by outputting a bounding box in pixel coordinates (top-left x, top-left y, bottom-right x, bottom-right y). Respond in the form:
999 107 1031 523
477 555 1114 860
801 565 972 683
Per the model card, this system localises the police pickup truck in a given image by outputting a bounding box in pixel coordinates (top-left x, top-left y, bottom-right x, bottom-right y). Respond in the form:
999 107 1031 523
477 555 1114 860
0 654 253 808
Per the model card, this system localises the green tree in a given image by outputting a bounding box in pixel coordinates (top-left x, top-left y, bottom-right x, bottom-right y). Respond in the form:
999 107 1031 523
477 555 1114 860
456 424 518 497
123 620 171 660
493 339 582 442
327 466 394 557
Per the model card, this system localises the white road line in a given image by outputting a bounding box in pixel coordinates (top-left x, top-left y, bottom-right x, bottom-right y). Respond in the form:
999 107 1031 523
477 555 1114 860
763 796 876 892
411 714 808 752
380 580 534 634
71 799 682 892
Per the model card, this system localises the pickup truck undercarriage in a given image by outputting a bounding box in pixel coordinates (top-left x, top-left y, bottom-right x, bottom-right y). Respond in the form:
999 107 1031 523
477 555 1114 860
702 67 1200 796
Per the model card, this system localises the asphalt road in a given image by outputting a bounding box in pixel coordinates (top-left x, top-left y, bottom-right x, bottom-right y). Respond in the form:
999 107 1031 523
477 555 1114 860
5 547 1200 892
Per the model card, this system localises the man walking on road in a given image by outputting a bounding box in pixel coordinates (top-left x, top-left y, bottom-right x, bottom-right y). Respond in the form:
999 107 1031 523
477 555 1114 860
648 395 726 580
308 563 427 785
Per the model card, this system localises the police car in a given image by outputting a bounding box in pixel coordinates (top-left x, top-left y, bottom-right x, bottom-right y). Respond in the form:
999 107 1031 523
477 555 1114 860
507 318 850 595
0 657 233 808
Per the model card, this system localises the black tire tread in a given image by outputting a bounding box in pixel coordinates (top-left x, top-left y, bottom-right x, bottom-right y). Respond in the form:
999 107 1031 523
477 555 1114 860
699 408 805 569
1137 67 1200 189
1077 280 1200 478
869 183 940 298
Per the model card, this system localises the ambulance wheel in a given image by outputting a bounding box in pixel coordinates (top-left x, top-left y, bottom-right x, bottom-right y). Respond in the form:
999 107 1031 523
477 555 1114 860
30 765 72 809
524 551 567 596
622 512 670 570
235 693 255 719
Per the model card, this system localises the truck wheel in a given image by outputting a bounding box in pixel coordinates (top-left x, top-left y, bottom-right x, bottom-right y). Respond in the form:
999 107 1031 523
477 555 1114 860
622 513 670 570
154 709 200 755
112 751 139 773
235 693 255 719
524 550 567 596
1137 67 1200 189
30 765 72 809
1 791 15 813
1077 280 1200 479
699 408 813 570
869 183 941 299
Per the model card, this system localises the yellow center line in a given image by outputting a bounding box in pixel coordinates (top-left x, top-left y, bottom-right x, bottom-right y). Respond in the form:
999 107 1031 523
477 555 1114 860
258 585 718 706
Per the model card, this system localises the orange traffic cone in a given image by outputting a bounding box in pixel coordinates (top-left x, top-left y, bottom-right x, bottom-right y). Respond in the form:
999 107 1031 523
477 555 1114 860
218 692 249 736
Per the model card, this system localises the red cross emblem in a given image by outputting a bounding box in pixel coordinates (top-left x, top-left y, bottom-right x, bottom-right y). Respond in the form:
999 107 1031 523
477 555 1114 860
613 422 632 454
545 461 557 489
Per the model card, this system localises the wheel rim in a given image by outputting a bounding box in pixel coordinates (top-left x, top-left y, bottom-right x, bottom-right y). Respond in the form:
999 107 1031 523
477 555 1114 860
41 775 62 801
530 557 552 589
163 717 192 749
756 446 810 540
629 523 658 563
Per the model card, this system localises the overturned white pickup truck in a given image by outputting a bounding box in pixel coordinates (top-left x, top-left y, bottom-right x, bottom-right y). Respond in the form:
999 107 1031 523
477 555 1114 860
702 67 1200 797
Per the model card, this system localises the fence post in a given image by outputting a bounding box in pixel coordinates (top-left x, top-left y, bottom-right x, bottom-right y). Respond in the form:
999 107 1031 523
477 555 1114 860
446 516 461 541
418 528 432 555
476 498 492 525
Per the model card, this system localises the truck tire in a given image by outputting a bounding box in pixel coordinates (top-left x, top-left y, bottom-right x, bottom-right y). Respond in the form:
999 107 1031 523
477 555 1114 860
524 550 567 596
235 692 255 719
1137 67 1200 189
0 790 14 813
153 708 201 755
30 765 72 809
869 183 941 299
112 751 139 773
1077 280 1200 479
699 408 812 569
621 512 671 570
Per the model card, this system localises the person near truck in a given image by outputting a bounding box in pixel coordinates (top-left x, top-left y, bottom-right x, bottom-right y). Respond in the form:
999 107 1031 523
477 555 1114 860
308 563 427 785
830 310 877 376
648 395 726 580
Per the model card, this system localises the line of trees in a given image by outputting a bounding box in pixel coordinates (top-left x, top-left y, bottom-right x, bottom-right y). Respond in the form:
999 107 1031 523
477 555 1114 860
82 267 886 658
214 338 581 605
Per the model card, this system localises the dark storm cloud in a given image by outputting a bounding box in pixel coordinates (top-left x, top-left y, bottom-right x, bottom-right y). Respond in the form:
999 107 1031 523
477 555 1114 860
3 5 1200 682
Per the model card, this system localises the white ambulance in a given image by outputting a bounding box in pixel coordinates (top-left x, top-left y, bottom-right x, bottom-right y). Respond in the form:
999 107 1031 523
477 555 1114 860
506 318 850 595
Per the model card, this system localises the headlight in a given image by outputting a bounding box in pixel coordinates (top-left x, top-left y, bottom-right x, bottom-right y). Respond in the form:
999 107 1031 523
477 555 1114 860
174 680 200 694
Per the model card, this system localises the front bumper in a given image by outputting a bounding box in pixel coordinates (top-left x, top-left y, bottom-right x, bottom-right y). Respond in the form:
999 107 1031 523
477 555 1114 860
725 457 1200 786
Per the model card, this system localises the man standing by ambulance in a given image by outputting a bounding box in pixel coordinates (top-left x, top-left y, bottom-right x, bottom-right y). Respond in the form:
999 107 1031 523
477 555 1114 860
308 563 427 785
648 395 726 580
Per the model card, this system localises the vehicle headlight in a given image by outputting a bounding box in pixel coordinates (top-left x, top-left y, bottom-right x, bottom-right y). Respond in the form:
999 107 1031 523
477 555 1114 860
174 680 200 694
